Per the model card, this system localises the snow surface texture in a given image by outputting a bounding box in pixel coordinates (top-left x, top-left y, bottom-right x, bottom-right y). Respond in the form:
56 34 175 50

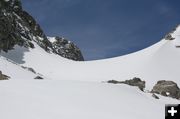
0 56 36 80
0 80 179 119
0 25 180 119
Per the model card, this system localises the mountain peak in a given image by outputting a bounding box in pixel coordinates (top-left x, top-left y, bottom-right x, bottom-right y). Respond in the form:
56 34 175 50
0 0 84 61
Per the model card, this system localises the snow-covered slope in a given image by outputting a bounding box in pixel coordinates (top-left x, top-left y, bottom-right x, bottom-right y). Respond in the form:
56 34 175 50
1 1 180 119
1 25 180 89
0 80 179 119
0 55 37 80
1 23 180 119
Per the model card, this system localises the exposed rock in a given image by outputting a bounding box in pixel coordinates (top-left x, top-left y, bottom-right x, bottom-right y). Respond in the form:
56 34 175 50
21 66 36 74
151 80 180 99
0 0 51 52
51 37 84 61
0 0 22 11
0 0 84 61
0 71 10 80
164 34 175 40
120 77 145 91
152 93 159 99
164 24 179 40
107 77 145 91
34 76 43 80
107 80 119 84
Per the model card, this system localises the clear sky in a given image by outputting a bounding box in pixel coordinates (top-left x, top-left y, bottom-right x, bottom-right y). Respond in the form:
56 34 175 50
21 0 180 60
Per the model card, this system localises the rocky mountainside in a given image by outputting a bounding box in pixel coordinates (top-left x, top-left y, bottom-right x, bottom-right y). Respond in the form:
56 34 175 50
0 0 84 61
49 36 84 61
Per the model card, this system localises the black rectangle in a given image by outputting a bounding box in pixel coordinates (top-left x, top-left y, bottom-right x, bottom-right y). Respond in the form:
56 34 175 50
165 104 180 119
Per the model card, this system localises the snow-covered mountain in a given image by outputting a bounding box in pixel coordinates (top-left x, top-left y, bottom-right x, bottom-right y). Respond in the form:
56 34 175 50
2 25 180 89
0 0 84 61
0 0 180 119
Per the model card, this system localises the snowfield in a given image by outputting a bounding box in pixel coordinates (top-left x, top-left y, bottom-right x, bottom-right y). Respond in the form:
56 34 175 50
0 25 180 119
2 26 180 89
0 56 37 80
0 80 179 119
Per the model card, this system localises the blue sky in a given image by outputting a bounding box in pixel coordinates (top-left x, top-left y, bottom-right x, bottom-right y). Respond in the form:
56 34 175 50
21 0 180 60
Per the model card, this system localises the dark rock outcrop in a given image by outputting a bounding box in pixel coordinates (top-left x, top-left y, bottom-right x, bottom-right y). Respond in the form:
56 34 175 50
151 80 180 99
34 76 43 80
21 66 36 74
0 71 10 80
0 0 50 52
108 77 145 91
120 77 145 91
0 0 84 61
107 80 120 84
152 93 159 99
164 34 175 40
164 24 179 40
51 37 84 61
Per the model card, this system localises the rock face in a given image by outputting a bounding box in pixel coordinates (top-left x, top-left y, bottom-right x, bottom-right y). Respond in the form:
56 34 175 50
151 80 180 99
0 71 10 80
108 77 145 91
51 37 84 61
0 0 84 61
0 0 50 52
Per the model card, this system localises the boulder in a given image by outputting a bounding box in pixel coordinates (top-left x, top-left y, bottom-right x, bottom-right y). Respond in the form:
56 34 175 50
151 80 180 99
0 71 10 80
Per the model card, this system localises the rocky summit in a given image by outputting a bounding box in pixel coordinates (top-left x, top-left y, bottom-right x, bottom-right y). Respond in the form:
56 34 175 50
0 0 84 61
50 36 84 61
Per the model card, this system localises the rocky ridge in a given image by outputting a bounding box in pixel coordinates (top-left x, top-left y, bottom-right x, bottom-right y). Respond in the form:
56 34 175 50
0 0 84 61
49 36 84 61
